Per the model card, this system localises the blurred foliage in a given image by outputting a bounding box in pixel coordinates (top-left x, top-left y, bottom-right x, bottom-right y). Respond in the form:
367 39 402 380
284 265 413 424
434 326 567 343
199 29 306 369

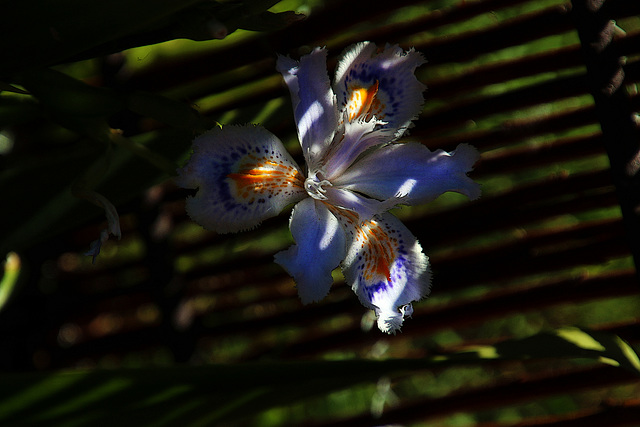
0 327 637 426
0 1 303 257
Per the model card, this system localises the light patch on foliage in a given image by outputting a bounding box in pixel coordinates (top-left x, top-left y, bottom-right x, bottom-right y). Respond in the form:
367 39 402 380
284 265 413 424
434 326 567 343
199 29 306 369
556 327 605 351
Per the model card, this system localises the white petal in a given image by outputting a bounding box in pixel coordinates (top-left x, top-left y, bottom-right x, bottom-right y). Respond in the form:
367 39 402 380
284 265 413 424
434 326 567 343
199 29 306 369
334 209 431 334
176 125 306 233
276 48 339 167
274 199 347 304
333 143 481 205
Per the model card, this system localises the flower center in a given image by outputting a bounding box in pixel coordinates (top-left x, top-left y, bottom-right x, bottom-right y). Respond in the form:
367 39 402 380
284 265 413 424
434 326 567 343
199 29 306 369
304 173 333 200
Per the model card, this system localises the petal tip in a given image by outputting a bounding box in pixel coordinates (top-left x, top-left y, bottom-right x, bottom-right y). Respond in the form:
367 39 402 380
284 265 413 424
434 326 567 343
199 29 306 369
453 143 482 201
376 303 418 334
376 309 404 334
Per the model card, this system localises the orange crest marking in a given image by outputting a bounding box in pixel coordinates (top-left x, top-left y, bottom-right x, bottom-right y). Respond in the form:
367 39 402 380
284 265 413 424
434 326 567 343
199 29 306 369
347 80 380 122
331 207 399 284
227 154 304 201
358 219 396 282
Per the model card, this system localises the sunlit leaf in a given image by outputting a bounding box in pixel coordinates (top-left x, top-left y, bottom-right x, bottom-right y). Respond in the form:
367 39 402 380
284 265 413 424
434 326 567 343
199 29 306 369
438 326 640 375
0 82 29 95
0 252 21 311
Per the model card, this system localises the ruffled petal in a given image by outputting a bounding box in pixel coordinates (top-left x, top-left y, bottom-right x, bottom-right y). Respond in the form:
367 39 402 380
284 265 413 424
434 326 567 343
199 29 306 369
334 42 426 138
333 208 431 334
333 143 481 205
276 48 339 168
176 125 306 233
274 198 347 304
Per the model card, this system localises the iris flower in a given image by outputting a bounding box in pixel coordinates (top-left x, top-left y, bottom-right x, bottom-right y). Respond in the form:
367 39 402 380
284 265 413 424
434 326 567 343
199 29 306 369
177 42 480 333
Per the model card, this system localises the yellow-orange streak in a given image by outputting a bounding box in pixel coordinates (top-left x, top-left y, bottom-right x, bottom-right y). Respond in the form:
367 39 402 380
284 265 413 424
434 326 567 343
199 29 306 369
331 207 394 282
228 169 292 189
348 80 380 122
227 158 303 198
366 220 393 282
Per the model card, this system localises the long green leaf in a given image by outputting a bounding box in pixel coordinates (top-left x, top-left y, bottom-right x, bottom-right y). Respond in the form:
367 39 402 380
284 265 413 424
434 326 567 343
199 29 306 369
1 0 298 75
1 0 201 75
0 253 21 312
0 328 636 426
